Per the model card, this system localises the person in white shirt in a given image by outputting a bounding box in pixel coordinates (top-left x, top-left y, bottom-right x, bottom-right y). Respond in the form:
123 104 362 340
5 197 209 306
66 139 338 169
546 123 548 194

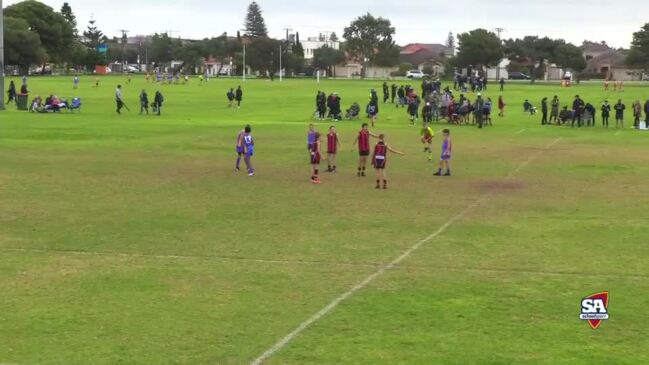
115 85 124 114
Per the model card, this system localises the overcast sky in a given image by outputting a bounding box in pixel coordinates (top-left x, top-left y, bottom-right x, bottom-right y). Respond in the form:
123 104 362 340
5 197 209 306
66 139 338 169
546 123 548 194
4 0 647 48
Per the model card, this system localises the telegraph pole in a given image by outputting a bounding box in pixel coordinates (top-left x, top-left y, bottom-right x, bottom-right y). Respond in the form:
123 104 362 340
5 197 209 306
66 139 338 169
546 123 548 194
0 0 5 110
118 29 130 67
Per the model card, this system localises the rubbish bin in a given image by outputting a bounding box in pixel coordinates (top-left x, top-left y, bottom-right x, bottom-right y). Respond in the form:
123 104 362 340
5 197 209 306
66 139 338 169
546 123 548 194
16 94 29 111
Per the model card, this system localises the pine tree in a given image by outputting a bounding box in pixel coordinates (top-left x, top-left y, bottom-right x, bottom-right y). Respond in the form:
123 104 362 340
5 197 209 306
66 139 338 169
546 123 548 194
60 2 77 35
244 1 268 38
292 32 304 57
83 19 104 48
329 32 338 42
446 32 456 55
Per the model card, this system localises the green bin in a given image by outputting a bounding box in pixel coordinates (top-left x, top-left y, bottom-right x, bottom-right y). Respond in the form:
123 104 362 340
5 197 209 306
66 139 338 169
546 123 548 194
16 94 29 111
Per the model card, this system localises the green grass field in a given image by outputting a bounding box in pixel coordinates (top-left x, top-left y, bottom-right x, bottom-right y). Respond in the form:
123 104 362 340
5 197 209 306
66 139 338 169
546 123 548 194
1 75 649 365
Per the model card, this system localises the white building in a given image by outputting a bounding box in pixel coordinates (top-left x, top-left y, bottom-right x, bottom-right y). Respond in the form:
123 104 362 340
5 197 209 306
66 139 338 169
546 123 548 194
302 35 340 60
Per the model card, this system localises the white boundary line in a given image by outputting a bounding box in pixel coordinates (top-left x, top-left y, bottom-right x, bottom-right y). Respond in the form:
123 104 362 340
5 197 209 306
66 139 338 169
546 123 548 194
249 137 563 365
515 128 526 134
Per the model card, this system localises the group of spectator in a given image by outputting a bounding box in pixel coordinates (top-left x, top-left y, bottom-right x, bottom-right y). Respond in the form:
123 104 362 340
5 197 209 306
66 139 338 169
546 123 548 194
5 79 29 105
315 91 342 121
537 95 649 128
453 74 489 93
29 95 78 113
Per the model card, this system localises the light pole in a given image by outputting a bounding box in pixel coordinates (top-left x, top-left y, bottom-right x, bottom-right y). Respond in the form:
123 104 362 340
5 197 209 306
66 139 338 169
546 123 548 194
239 29 247 82
279 44 282 82
0 0 5 110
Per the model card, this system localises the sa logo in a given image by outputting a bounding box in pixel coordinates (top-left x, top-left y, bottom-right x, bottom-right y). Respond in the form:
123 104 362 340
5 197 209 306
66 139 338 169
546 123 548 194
580 292 609 330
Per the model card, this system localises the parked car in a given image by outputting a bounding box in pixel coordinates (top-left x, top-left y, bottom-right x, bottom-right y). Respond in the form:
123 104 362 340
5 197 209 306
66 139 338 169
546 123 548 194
406 70 427 79
508 72 531 80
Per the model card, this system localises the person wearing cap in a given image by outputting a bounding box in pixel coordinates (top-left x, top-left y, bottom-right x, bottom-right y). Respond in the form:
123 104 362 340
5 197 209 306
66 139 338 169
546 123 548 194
572 95 585 128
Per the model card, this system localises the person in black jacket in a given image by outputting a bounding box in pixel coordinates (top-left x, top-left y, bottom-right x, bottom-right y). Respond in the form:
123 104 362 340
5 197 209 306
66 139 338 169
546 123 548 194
382 82 389 103
601 100 611 128
153 91 164 116
140 90 149 115
585 103 596 127
614 99 625 129
235 86 243 108
390 84 397 104
6 81 17 105
572 95 585 128
541 97 548 125
644 99 649 124
316 91 327 120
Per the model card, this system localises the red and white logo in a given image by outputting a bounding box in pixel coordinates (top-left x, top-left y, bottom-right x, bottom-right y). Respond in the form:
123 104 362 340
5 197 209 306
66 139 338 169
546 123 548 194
580 292 609 330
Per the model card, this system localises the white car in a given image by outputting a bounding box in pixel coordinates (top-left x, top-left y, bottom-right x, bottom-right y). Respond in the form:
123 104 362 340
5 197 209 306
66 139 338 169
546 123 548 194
406 70 426 79
124 65 139 73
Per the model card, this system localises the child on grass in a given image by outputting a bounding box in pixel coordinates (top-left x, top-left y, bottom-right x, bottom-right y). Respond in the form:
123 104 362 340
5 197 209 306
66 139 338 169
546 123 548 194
352 123 379 177
372 134 405 189
310 132 322 184
421 122 435 161
434 129 453 177
326 126 341 173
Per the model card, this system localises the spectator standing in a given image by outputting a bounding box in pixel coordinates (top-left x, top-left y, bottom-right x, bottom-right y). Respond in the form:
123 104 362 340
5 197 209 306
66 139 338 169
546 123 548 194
614 99 626 129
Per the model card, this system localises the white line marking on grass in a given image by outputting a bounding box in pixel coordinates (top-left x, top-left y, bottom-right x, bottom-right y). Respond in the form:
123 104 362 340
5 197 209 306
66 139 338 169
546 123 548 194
515 128 526 134
249 137 563 365
0 247 382 269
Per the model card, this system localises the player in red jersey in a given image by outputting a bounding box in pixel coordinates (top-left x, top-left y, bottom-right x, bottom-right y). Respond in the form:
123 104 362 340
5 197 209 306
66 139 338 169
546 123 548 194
372 134 405 189
351 123 378 177
326 126 341 173
310 132 322 184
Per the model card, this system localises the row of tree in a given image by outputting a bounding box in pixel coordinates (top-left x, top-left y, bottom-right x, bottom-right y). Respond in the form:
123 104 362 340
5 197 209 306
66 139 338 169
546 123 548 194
4 0 649 76
449 29 586 77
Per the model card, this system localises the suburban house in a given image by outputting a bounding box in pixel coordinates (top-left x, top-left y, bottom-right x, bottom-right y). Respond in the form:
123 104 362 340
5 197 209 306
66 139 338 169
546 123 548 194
301 34 340 60
581 41 642 81
399 43 453 76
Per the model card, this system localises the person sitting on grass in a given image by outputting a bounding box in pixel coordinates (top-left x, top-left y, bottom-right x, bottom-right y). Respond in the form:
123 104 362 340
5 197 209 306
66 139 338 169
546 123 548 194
30 96 43 113
559 106 572 124
523 99 537 115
